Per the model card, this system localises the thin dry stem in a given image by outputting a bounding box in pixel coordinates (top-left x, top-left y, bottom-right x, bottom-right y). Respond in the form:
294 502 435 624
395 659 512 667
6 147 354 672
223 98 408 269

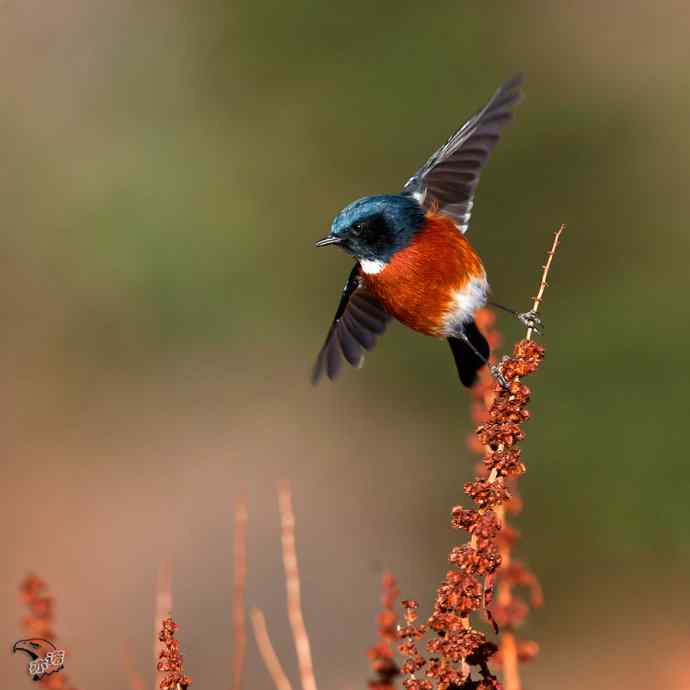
494 505 525 690
155 560 173 690
499 632 520 690
526 224 566 341
231 496 248 690
251 608 295 690
278 481 318 690
493 226 565 690
493 502 518 690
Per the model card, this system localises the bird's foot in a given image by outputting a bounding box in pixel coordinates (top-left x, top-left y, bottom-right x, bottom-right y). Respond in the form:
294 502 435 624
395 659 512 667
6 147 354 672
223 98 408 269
518 309 543 334
487 301 544 334
490 359 511 390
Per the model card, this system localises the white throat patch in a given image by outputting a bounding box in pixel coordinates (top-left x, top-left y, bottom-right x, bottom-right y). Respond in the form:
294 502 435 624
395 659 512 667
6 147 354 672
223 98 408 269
359 258 386 275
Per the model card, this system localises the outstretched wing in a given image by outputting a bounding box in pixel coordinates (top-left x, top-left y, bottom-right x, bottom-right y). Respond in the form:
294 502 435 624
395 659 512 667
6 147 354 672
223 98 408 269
312 264 391 383
402 74 523 233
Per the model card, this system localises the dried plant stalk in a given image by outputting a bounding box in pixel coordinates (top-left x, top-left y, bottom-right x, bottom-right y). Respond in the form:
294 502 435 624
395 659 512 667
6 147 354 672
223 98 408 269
487 226 564 690
525 224 565 342
469 308 542 686
397 226 565 690
367 573 401 690
496 631 520 690
232 495 249 690
157 617 192 690
278 481 318 690
18 574 80 690
154 560 173 690
251 607 295 690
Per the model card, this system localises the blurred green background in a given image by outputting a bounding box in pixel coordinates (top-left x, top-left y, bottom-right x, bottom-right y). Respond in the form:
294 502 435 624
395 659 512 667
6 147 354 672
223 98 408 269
3 1 690 689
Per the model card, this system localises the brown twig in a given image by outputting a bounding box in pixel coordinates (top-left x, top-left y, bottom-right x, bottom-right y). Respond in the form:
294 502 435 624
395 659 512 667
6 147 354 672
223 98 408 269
469 311 541 690
251 607 295 690
231 495 248 690
490 226 564 690
491 226 564 690
526 224 566 341
497 631 520 690
278 481 318 690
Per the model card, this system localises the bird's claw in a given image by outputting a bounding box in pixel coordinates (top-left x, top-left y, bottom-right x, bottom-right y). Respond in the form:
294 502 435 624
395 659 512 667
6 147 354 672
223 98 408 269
490 361 510 390
518 309 543 334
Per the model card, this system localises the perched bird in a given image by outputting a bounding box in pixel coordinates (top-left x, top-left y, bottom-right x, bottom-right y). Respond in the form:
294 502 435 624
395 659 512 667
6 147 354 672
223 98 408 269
313 75 537 388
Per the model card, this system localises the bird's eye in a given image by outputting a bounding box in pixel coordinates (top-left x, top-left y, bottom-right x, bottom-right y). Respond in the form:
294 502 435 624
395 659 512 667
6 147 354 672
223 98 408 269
351 222 363 236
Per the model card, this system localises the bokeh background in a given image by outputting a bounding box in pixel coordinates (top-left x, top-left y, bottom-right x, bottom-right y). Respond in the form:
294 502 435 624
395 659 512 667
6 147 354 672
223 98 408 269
3 1 690 688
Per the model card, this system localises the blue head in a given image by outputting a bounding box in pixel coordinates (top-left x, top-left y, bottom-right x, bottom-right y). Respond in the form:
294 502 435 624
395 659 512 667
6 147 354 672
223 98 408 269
316 195 425 262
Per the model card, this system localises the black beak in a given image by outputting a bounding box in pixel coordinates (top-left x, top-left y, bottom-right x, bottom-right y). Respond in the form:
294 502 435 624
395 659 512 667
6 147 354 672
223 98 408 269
315 235 342 247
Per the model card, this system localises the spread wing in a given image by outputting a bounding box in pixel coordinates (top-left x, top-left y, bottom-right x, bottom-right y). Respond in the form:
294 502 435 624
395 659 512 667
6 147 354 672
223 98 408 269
402 74 523 233
312 264 391 383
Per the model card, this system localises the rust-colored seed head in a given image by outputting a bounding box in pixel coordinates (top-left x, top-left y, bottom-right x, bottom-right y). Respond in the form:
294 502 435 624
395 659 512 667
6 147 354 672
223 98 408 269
368 574 401 690
393 230 562 690
157 616 192 690
464 479 511 509
18 574 81 690
396 316 549 690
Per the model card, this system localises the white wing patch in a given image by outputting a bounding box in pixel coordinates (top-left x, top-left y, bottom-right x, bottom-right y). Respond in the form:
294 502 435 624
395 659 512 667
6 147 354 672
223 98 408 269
441 273 489 336
456 199 473 233
411 189 427 205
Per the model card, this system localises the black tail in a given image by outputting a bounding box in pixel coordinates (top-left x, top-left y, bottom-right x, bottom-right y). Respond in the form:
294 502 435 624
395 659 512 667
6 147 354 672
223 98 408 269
447 320 490 388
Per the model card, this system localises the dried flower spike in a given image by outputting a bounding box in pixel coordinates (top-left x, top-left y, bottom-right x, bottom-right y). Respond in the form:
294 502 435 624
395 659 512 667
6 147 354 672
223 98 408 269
157 616 192 690
368 573 401 690
18 574 80 690
395 226 564 690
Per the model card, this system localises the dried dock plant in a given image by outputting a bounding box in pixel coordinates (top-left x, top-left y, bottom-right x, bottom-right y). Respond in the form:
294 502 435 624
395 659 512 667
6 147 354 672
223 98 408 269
396 226 565 690
368 573 402 690
18 574 80 690
157 616 192 690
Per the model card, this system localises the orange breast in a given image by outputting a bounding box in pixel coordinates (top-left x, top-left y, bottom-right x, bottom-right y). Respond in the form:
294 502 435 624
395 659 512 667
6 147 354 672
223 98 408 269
362 212 485 336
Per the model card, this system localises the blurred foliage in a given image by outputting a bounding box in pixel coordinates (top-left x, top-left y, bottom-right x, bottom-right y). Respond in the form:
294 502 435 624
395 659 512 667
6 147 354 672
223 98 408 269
2 0 690 627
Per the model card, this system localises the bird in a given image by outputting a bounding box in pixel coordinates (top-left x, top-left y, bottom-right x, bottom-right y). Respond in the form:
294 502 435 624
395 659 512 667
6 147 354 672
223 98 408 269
312 74 538 388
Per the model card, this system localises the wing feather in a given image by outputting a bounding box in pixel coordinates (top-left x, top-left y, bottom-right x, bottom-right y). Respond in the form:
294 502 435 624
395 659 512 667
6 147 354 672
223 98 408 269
402 74 523 232
312 266 391 383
